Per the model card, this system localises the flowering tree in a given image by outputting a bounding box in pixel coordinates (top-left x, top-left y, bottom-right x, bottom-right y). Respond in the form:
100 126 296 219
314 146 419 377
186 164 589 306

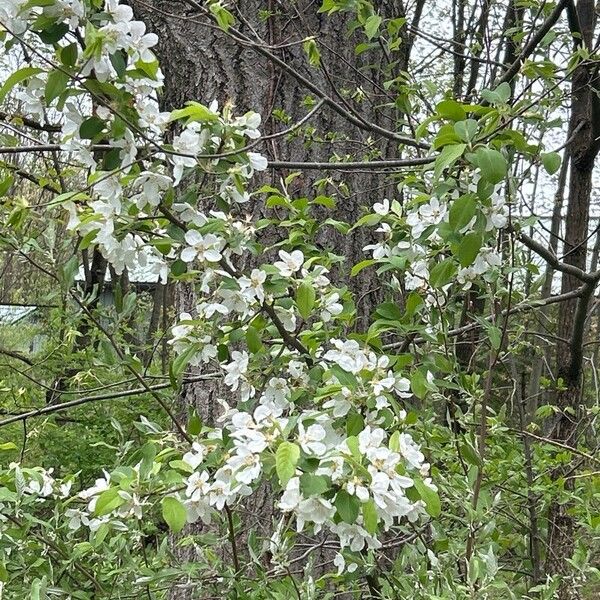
0 1 599 599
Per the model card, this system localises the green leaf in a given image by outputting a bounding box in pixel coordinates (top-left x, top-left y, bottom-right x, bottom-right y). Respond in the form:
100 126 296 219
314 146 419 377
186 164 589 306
454 119 478 142
276 441 300 486
481 82 511 105
44 69 69 104
94 487 124 517
434 143 466 181
300 473 329 496
169 101 219 124
0 67 44 104
542 152 561 175
436 99 466 122
429 258 457 288
345 435 361 460
38 21 69 43
0 442 17 451
330 364 358 387
476 148 507 184
410 369 428 400
139 442 157 479
102 148 121 170
303 39 321 66
188 410 202 436
171 343 198 379
362 499 378 534
413 478 441 517
110 50 128 78
0 175 14 197
351 259 376 275
79 116 105 139
335 489 359 524
449 195 477 232
460 441 482 466
246 326 263 353
161 496 187 533
404 291 423 317
458 232 482 267
296 281 316 320
346 412 364 436
376 301 403 321
488 325 502 350
364 14 382 40
59 43 78 67
171 259 187 276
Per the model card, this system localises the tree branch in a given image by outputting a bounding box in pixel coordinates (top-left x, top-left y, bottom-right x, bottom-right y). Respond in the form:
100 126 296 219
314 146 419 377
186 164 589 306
493 0 569 88
516 229 596 283
0 374 220 428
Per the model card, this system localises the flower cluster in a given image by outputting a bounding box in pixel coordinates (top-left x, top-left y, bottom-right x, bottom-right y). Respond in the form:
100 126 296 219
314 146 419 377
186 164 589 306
0 0 454 581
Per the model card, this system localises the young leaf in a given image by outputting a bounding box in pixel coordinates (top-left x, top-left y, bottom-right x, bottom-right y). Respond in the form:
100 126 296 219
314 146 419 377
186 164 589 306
364 14 382 40
434 143 466 181
296 281 315 320
542 152 561 175
476 148 507 184
458 232 482 267
44 69 70 104
429 258 457 288
362 499 378 534
303 39 321 66
162 497 187 533
276 441 300 486
436 99 466 122
0 67 43 104
449 195 477 231
335 489 359 524
413 478 441 517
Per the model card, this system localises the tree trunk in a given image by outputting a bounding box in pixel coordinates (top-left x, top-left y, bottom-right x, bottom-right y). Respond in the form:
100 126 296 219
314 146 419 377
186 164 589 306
545 2 598 596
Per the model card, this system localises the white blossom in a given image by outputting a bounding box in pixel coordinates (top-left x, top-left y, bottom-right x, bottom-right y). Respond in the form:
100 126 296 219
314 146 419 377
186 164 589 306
181 231 224 263
298 422 327 456
273 250 304 277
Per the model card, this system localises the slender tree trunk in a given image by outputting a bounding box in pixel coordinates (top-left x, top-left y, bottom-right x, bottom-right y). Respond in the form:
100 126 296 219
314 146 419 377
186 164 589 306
545 2 598 597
